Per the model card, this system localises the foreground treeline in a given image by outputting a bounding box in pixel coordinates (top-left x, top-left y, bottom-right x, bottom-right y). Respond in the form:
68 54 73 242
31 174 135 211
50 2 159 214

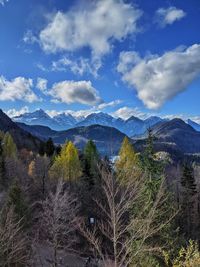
0 130 200 266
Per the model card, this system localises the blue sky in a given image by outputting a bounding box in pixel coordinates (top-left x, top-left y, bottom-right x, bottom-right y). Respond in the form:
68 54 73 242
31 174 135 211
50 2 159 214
0 0 200 121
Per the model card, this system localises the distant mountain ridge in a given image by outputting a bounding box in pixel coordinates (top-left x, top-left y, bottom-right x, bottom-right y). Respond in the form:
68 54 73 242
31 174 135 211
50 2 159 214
0 109 42 152
13 109 77 131
10 109 200 144
13 109 168 136
134 118 200 155
187 119 200 132
18 117 200 157
17 122 127 156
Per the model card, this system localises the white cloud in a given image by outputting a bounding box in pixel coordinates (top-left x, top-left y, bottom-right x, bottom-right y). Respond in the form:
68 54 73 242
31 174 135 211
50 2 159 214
118 44 200 109
117 51 141 74
0 76 39 102
37 63 48 72
49 80 103 106
36 78 48 93
39 0 142 57
155 6 186 27
45 99 122 118
0 0 9 6
111 106 148 120
97 100 122 110
23 30 38 44
6 106 29 118
52 56 101 78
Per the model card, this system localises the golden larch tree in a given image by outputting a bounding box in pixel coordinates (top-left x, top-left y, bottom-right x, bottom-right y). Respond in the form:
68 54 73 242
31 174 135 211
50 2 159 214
50 141 82 181
115 137 141 183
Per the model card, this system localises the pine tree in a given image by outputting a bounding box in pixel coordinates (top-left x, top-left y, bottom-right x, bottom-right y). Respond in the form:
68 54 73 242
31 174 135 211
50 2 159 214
142 128 160 179
45 138 55 157
39 142 45 156
80 141 101 220
141 128 165 202
180 164 197 239
115 137 140 183
50 141 82 181
2 132 17 158
7 180 28 224
83 140 100 188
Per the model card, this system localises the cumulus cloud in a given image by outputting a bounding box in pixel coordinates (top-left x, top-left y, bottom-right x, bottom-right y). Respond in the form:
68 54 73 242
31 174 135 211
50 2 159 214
0 0 9 6
49 80 103 106
0 76 39 102
111 106 148 120
155 6 186 27
117 44 200 109
117 51 141 74
6 106 29 118
36 77 48 93
39 0 142 57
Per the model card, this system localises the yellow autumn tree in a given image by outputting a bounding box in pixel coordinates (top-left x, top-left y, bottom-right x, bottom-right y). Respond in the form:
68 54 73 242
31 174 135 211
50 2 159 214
115 137 141 183
2 133 17 158
28 160 36 178
50 141 82 181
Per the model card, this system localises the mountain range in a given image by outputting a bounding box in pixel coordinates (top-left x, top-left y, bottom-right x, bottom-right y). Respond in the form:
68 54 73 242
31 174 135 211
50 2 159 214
13 109 76 131
1 108 200 157
13 109 169 136
13 109 200 137
18 122 127 155
133 118 200 159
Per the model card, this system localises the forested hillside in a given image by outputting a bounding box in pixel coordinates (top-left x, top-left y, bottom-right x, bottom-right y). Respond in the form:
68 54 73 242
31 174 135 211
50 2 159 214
1 127 200 267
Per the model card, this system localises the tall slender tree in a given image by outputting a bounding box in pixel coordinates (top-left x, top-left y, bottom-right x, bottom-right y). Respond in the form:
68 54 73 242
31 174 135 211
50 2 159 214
83 140 100 188
115 137 140 183
180 164 197 239
7 180 28 225
2 132 17 158
45 138 55 157
142 129 160 180
50 141 82 181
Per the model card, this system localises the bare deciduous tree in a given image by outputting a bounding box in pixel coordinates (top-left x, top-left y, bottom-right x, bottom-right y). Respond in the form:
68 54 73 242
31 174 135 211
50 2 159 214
0 206 29 266
38 181 79 267
80 167 177 267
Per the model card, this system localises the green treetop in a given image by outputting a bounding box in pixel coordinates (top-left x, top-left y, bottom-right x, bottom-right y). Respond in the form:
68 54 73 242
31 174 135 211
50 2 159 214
7 180 28 224
45 138 55 157
83 140 99 178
